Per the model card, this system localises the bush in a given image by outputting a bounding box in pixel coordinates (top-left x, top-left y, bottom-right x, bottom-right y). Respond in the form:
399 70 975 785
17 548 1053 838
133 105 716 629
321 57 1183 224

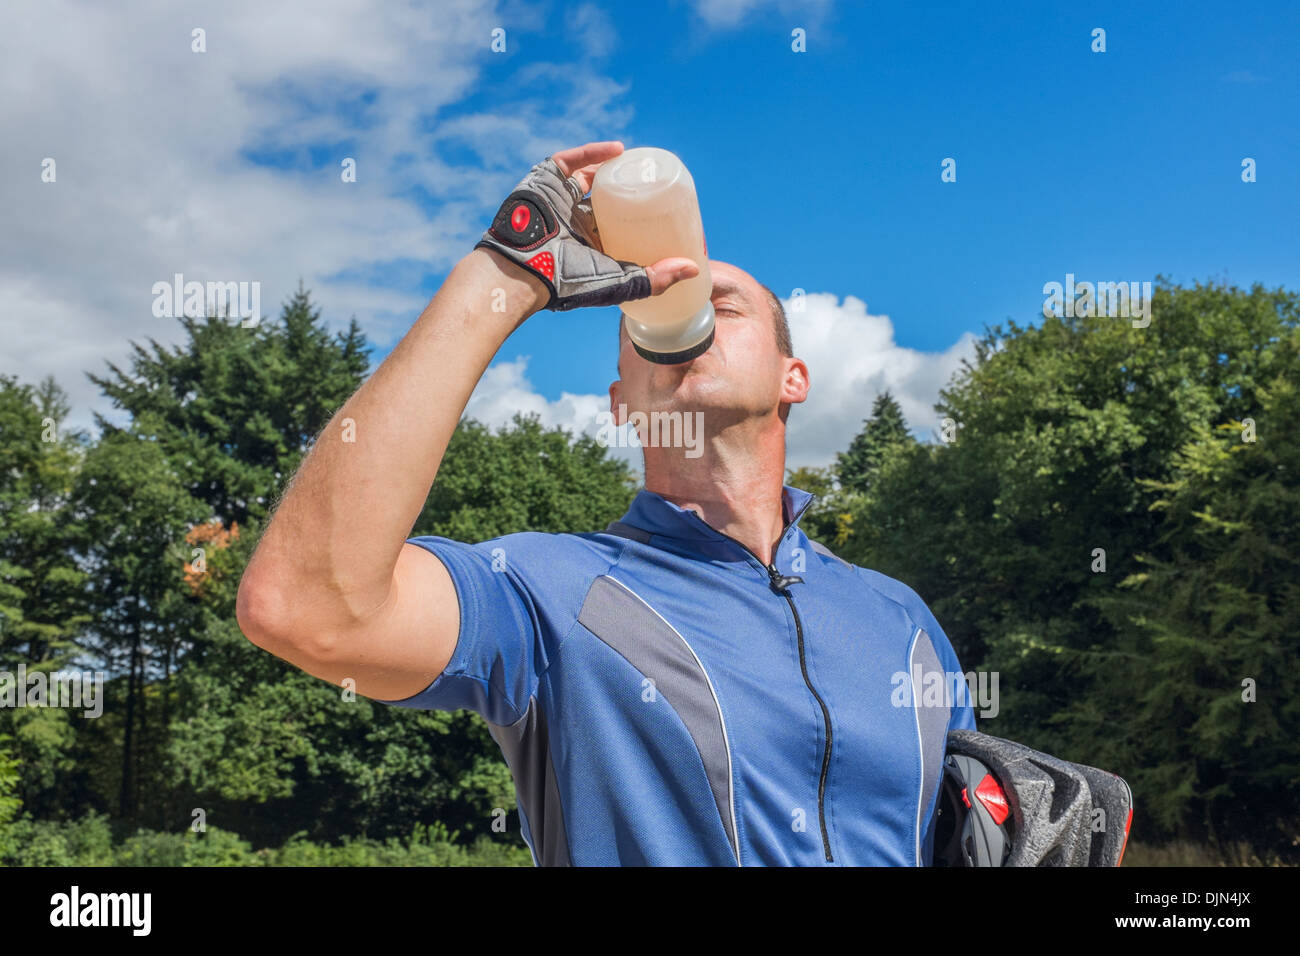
114 826 257 866
264 823 531 866
0 812 114 866
1123 840 1295 867
0 814 532 867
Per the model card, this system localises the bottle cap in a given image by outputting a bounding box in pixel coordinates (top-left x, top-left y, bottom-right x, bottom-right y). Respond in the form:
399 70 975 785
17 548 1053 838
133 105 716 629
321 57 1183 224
625 301 715 365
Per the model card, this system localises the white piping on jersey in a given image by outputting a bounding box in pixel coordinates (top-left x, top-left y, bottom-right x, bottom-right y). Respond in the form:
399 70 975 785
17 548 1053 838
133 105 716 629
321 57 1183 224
909 625 925 866
603 574 743 867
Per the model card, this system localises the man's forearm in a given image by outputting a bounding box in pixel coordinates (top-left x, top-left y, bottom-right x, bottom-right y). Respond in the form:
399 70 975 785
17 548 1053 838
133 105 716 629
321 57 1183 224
240 248 547 637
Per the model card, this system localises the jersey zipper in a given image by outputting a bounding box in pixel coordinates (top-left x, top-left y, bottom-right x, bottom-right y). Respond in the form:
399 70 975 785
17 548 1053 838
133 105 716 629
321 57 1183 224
683 499 836 863
772 566 834 862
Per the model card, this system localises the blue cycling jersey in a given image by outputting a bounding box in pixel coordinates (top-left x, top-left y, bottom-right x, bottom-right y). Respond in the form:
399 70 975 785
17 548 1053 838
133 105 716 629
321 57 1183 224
375 484 977 866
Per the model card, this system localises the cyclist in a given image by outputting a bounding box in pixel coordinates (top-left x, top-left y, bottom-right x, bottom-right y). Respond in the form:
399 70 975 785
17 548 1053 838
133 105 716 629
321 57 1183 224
237 141 977 866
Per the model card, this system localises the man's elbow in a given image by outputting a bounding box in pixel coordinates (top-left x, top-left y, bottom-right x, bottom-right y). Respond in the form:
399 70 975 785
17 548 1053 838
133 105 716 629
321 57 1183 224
236 567 294 652
236 568 353 672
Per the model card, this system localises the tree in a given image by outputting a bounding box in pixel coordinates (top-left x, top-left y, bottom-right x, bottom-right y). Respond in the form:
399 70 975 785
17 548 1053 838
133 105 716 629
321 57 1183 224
0 375 91 817
417 411 638 540
0 375 89 665
841 277 1300 857
836 390 914 496
87 283 370 529
784 464 851 548
70 420 208 822
1079 327 1300 852
0 734 20 858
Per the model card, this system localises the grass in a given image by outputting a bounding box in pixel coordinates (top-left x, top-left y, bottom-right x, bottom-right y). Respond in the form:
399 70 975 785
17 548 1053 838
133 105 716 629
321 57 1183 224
1122 840 1295 867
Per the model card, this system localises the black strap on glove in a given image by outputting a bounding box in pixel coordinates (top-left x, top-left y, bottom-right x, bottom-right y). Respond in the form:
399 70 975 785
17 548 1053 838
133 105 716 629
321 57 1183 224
474 156 653 312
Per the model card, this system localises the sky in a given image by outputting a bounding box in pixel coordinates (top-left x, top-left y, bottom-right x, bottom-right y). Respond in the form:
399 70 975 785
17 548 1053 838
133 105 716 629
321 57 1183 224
3 0 1296 475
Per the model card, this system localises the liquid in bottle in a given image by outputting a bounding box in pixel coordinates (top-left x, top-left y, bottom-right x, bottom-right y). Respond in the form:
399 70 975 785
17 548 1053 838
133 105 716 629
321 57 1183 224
590 147 714 363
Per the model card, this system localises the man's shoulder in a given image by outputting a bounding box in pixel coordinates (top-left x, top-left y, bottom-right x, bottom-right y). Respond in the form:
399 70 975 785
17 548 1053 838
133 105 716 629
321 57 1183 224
856 564 929 614
408 527 621 561
806 537 932 620
404 527 635 592
402 528 632 627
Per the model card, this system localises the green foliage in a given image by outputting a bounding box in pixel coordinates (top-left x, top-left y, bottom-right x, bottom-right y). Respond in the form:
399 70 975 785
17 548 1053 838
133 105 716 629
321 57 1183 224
784 464 845 546
417 411 638 540
0 810 114 866
1077 328 1300 850
0 814 530 866
69 420 210 819
86 284 370 528
262 824 530 866
3 275 1295 865
0 734 21 859
0 375 90 664
842 277 1300 857
788 391 915 551
0 376 92 816
836 390 914 495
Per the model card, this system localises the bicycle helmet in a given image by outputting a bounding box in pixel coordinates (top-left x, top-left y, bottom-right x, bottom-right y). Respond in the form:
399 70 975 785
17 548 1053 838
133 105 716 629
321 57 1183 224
933 729 1133 867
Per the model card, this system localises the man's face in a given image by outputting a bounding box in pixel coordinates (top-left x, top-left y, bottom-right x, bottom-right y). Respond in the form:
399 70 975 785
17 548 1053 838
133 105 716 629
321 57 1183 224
610 260 808 431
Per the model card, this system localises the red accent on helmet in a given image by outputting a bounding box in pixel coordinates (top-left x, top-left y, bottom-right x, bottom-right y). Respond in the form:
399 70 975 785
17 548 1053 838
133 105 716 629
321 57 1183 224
960 786 971 809
511 204 531 232
974 774 1010 825
1116 807 1134 867
526 251 555 281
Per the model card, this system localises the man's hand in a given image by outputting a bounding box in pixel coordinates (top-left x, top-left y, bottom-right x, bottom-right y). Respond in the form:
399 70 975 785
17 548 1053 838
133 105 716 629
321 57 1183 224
476 141 699 312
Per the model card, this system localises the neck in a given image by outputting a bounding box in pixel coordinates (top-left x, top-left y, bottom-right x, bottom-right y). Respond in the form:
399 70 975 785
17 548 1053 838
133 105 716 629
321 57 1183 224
642 414 789 565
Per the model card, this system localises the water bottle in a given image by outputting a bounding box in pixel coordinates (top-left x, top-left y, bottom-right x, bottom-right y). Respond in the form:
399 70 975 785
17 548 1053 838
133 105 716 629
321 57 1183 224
590 147 714 364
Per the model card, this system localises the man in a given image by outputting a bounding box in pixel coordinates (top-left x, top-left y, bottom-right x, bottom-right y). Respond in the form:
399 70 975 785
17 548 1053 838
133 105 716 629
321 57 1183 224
237 141 976 866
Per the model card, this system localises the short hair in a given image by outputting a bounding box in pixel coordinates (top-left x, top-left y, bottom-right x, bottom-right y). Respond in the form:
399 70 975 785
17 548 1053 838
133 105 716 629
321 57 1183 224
618 281 793 365
760 283 794 358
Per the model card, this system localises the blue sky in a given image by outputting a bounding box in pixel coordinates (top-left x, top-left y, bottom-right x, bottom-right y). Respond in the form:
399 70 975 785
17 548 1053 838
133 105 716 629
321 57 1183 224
456 0 1299 397
3 0 1296 470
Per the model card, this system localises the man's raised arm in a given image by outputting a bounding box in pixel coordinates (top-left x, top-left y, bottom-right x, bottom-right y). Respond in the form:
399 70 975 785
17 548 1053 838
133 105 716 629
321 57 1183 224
235 141 698 702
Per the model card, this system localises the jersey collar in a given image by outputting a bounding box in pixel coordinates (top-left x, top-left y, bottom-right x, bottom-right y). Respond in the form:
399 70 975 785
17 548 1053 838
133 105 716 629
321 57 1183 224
619 483 816 545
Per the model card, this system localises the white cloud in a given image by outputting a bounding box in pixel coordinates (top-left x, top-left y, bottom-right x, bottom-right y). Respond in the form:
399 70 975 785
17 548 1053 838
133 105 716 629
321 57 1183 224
461 356 646 476
2 0 969 477
688 0 836 29
0 0 630 435
781 291 978 467
572 3 619 58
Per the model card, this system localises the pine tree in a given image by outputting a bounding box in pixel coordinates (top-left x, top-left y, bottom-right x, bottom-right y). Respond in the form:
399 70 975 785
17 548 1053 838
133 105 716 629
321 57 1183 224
836 390 914 495
86 282 370 528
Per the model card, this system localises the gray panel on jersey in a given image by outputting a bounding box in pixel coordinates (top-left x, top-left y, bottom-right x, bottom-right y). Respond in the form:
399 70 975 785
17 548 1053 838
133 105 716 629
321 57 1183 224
910 627 952 863
577 574 739 863
488 697 572 866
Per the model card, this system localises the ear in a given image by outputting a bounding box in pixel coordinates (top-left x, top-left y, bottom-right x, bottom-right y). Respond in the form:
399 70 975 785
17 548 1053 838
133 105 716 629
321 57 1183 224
608 379 626 425
780 356 811 406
